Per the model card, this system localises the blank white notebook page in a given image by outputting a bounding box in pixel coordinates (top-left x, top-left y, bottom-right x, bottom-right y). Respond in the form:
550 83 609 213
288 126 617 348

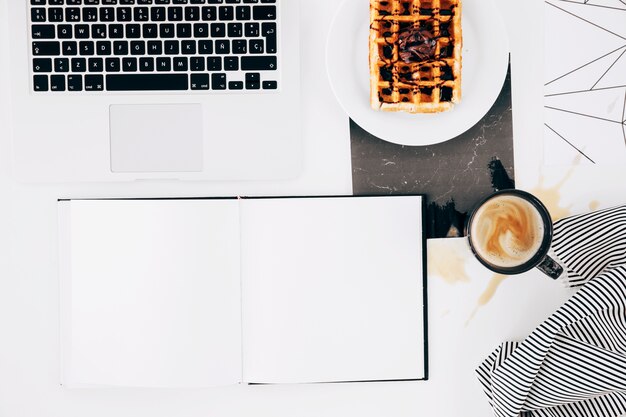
61 199 242 387
240 196 425 383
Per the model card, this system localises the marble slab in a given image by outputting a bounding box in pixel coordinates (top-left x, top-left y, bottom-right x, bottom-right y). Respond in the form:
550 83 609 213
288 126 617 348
351 66 515 238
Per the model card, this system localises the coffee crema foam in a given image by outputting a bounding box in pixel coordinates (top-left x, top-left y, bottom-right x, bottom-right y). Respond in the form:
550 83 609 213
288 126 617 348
470 195 545 268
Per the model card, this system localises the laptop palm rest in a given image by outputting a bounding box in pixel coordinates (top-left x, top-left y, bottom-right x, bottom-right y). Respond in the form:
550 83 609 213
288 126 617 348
109 104 203 173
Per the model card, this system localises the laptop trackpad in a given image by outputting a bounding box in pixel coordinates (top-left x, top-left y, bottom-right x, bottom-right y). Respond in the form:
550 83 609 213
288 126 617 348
109 104 203 173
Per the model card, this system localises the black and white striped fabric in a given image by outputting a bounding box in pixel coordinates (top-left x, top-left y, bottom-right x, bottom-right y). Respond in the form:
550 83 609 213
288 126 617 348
476 205 626 417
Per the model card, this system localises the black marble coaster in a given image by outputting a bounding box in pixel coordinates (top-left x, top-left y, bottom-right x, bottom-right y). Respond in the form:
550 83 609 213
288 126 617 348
351 66 515 239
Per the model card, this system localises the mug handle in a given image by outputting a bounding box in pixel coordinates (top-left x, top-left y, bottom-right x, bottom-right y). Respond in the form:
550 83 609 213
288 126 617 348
536 255 564 280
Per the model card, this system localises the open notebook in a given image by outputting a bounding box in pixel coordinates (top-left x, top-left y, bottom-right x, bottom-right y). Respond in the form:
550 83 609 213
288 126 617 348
58 196 427 388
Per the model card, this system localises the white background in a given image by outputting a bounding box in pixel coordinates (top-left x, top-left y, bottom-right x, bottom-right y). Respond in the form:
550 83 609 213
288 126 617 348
0 0 625 416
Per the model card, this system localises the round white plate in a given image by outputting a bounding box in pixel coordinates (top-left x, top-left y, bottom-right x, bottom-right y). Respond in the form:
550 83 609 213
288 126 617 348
326 0 510 146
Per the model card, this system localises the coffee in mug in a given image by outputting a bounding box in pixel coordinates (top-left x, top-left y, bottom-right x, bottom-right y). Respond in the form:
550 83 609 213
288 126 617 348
466 190 563 279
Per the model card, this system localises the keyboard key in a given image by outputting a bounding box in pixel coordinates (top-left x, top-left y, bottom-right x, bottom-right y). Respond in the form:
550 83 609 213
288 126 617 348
185 6 200 20
122 57 137 71
102 0 117 3
208 0 224 3
100 7 115 21
260 0 275 2
226 0 241 3
85 75 104 91
211 73 226 90
68 74 83 91
177 23 192 38
241 55 276 70
151 7 166 21
33 58 52 72
191 73 210 90
206 56 221 70
249 39 263 54
65 8 81 22
262 80 277 89
232 40 246 54
62 41 78 55
194 23 209 37
119 0 135 3
156 57 171 71
85 0 101 3
181 40 196 54
32 41 60 56
160 24 175 38
164 40 179 54
113 41 129 55
83 7 98 22
126 24 141 38
71 57 86 72
57 25 72 39
253 5 275 20
92 25 107 39
190 56 204 71
139 57 154 71
235 6 250 20
106 74 189 91
168 7 183 21
130 41 145 55
202 6 217 20
106 57 121 71
143 24 158 38
67 0 82 3
147 40 163 55
243 0 258 2
31 8 46 22
50 75 66 91
190 0 206 3
262 22 276 53
79 41 94 55
198 40 213 54
33 75 49 91
224 56 238 70
215 40 230 54
228 81 243 89
173 0 188 3
219 6 234 20
134 7 149 21
74 25 90 39
88 57 103 72
227 23 242 37
109 25 124 39
241 72 261 90
96 41 112 55
31 0 46 5
244 22 259 37
211 23 225 37
54 57 69 72
117 7 131 21
31 25 55 39
48 7 63 22
173 57 188 71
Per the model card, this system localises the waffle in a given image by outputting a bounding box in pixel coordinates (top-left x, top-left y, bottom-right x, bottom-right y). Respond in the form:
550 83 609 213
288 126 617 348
369 0 462 113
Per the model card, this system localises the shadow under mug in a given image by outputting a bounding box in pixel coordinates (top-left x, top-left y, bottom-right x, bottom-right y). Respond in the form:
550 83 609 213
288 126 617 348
465 189 564 279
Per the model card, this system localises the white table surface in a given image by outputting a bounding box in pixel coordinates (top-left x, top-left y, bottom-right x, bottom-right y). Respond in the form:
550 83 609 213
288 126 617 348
0 0 624 416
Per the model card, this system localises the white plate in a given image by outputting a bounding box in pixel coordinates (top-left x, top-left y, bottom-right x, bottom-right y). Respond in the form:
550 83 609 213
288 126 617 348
326 0 510 146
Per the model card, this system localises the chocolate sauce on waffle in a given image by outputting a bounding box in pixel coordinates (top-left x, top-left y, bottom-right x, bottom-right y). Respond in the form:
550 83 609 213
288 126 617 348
398 27 438 63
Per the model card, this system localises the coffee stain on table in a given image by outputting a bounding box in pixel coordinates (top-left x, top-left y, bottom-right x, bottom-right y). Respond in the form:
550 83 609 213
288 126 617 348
589 200 600 211
529 159 580 222
428 239 470 285
466 274 509 326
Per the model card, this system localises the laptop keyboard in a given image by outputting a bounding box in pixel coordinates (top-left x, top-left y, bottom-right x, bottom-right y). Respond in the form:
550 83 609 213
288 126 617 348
29 0 279 93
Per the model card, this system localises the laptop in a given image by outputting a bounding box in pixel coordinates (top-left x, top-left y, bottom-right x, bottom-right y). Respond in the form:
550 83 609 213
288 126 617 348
8 0 301 182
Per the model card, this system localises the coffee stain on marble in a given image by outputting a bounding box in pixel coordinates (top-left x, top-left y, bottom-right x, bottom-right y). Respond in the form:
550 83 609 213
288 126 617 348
428 239 470 284
466 274 509 326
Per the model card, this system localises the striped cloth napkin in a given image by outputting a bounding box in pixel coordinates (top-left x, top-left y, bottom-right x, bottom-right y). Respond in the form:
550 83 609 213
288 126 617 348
476 205 626 417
